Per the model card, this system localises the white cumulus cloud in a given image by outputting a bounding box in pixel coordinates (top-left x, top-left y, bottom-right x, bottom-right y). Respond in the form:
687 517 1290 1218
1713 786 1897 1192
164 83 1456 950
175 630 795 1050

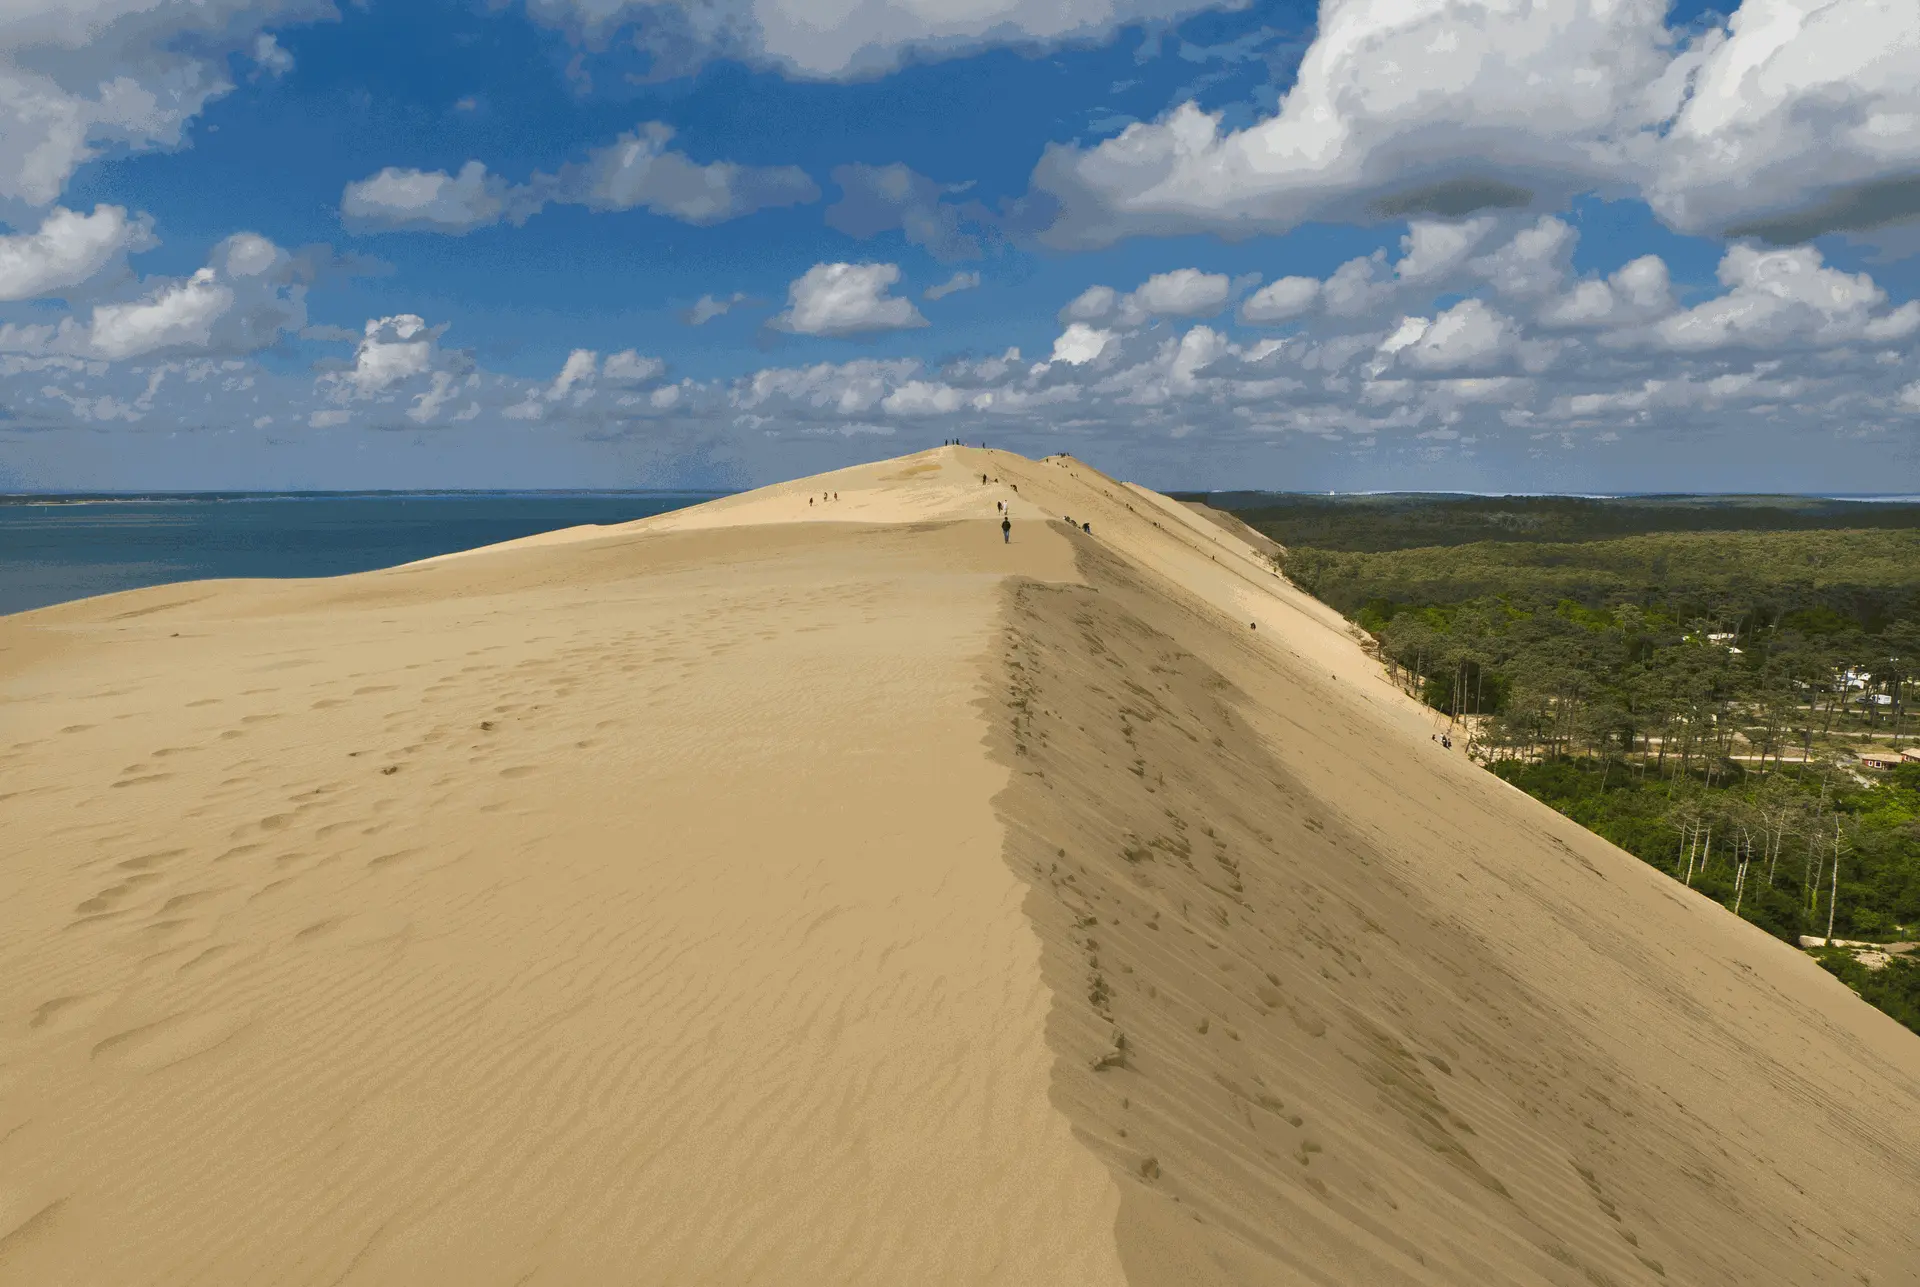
1642 244 1920 351
1060 285 1120 323
327 314 438 398
881 380 964 414
1396 217 1498 285
685 292 748 325
1130 268 1231 318
88 268 233 360
1239 276 1320 324
548 348 599 401
0 203 155 300
1539 254 1674 329
603 349 665 382
1393 299 1519 372
1059 269 1237 331
771 262 927 337
342 161 536 234
252 32 294 77
568 122 818 224
1051 322 1115 365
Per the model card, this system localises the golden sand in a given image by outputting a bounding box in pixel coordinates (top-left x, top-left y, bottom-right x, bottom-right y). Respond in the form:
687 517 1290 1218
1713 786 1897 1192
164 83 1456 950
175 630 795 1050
3 447 1916 1284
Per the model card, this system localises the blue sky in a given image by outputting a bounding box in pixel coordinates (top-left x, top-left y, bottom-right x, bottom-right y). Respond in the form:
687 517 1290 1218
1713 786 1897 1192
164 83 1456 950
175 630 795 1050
3 0 1919 493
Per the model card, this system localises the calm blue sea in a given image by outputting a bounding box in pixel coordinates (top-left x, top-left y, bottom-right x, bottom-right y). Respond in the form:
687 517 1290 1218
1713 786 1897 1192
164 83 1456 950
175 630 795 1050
0 492 719 616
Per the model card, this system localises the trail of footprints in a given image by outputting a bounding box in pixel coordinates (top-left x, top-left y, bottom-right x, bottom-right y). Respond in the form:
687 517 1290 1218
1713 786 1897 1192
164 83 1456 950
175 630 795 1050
22 588 782 1082
994 574 1675 1286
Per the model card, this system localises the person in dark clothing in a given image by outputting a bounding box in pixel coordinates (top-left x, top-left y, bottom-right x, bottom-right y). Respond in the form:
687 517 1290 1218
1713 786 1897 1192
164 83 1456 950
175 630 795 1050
1081 521 1090 534
1001 515 1011 543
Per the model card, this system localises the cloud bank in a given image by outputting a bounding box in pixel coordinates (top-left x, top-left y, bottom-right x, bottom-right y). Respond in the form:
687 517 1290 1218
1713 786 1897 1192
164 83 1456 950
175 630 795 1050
342 123 819 233
1029 0 1920 252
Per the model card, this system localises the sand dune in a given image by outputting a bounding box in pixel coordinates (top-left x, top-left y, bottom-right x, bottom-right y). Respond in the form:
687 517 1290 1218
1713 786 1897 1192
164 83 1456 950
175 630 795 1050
2 447 1916 1284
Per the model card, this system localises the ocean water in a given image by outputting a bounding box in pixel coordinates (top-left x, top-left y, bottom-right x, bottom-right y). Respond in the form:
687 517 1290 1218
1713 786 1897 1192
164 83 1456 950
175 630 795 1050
0 492 718 617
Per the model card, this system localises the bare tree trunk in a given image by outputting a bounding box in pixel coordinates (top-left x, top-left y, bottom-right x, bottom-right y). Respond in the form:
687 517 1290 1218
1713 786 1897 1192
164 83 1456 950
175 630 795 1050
1688 824 1710 887
1825 819 1842 941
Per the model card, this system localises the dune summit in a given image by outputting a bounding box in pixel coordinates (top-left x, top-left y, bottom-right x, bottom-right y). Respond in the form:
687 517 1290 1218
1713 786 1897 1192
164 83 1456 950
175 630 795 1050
3 447 1918 1285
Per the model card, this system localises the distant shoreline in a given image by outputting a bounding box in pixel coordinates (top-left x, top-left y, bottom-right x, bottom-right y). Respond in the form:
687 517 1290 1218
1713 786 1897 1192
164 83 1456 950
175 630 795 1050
0 489 730 506
0 491 717 616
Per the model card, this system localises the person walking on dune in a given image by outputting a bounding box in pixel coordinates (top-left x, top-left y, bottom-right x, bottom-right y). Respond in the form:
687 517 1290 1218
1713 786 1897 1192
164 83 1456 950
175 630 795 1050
1001 515 1011 544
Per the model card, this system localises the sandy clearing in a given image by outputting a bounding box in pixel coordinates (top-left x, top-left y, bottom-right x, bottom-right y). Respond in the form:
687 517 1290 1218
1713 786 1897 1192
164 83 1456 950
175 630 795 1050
2 445 1917 1285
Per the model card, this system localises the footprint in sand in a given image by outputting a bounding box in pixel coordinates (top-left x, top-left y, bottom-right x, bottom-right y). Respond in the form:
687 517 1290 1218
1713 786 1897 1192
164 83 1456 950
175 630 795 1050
118 849 184 871
156 891 218 916
365 847 422 870
295 916 343 942
74 872 164 914
90 1010 254 1071
28 994 105 1031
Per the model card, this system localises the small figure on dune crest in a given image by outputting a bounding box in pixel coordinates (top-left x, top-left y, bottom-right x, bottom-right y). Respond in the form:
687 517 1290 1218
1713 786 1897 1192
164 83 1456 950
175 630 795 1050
1082 521 1090 534
1002 515 1011 544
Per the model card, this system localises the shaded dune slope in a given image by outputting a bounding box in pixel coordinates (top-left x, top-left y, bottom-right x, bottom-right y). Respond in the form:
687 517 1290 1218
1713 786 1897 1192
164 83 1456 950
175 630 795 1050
1 447 1916 1284
990 531 1920 1285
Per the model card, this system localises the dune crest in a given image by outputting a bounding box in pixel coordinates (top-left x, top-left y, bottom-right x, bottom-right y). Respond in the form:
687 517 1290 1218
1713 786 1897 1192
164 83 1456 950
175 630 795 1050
2 447 1917 1283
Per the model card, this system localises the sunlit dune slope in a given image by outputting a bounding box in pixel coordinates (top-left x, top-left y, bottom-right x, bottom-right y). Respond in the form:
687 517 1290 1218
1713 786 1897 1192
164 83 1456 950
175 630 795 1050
2 446 1916 1285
